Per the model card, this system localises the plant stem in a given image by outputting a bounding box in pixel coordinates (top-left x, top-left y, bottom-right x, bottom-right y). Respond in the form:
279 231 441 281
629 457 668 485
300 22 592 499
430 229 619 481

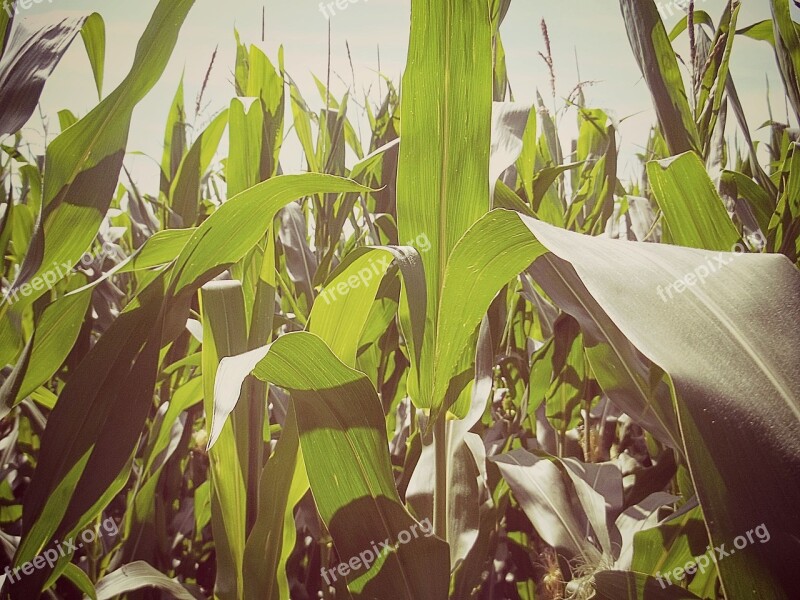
433 413 448 541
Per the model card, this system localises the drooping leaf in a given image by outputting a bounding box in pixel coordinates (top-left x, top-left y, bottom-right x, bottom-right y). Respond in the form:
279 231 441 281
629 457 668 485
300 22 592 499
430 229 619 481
491 448 603 563
91 561 196 600
489 102 532 199
169 174 370 295
214 332 450 599
0 15 87 137
3 0 196 311
11 277 167 599
440 209 799 597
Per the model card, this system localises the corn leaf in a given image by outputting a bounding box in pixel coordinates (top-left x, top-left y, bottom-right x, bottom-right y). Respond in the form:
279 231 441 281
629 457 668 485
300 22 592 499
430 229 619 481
5 0 194 314
397 0 493 413
769 0 800 121
0 288 91 416
618 0 700 154
79 13 105 100
11 277 167 598
647 152 740 251
91 561 196 600
250 332 450 599
200 281 249 600
168 108 228 228
242 410 308 600
170 174 370 295
0 15 87 137
439 209 799 597
310 246 426 368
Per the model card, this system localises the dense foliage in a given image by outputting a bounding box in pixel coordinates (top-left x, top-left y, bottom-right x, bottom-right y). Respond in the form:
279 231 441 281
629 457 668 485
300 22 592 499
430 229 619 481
0 0 798 599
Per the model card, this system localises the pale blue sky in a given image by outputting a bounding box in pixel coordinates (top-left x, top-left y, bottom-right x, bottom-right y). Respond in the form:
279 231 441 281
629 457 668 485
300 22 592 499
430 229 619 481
10 0 796 191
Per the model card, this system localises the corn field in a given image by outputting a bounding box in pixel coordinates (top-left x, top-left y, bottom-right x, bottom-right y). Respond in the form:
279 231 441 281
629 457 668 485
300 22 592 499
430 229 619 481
0 0 798 598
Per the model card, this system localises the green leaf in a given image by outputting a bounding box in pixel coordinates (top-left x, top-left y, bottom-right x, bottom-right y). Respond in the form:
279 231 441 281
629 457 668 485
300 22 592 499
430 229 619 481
242 410 308 600
79 13 105 99
434 210 546 415
494 179 537 218
214 332 450 599
116 227 194 273
618 0 700 155
4 0 195 310
160 74 187 196
736 20 786 45
647 152 741 251
631 505 711 589
288 83 318 172
61 563 96 600
310 246 426 368
769 0 800 121
0 15 87 137
532 161 584 209
57 109 79 131
0 0 11 53
200 281 250 600
168 108 229 228
544 315 586 434
770 142 800 261
0 288 91 417
227 98 265 198
170 174 370 295
720 169 775 235
667 11 716 41
245 45 285 180
594 570 703 599
91 561 196 600
439 209 799 597
11 277 167 598
694 4 739 153
397 0 493 411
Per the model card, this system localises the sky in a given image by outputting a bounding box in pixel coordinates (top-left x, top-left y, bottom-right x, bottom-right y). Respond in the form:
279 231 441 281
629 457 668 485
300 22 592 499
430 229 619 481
7 0 798 193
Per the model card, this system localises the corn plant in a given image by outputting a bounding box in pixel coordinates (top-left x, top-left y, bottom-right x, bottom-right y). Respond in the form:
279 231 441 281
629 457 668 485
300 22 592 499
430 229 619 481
0 0 798 599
